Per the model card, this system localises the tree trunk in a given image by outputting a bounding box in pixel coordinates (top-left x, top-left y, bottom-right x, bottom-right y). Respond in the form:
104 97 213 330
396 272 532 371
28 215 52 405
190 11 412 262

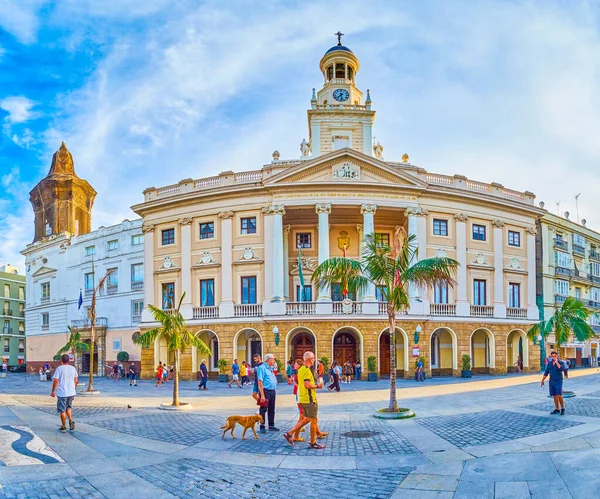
388 306 398 412
88 338 95 391
172 349 180 406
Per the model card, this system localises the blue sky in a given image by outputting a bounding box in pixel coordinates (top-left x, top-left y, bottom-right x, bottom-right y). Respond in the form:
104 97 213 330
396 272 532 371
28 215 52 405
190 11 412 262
2 0 600 271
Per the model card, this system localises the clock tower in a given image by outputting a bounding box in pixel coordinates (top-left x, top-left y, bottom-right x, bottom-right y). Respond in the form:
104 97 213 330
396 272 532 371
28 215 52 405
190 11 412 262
308 33 375 157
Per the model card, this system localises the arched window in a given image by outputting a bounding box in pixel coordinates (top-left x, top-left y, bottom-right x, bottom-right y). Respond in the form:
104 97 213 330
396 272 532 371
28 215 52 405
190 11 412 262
335 63 345 79
327 65 333 80
347 66 354 81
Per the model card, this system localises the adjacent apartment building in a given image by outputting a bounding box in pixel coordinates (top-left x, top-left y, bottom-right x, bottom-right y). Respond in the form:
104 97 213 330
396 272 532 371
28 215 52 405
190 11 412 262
132 39 544 379
21 143 144 375
0 265 26 367
537 210 600 366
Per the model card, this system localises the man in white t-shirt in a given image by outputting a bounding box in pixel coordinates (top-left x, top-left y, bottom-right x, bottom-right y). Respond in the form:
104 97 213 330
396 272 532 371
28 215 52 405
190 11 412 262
2 360 7 374
51 354 78 432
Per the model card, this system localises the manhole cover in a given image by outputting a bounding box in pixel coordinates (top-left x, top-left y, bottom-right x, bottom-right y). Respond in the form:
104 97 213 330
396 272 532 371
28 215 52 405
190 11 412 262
342 430 380 439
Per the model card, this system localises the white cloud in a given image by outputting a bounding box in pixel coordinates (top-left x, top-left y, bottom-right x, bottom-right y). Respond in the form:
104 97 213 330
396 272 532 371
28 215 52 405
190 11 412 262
1 96 38 124
0 0 46 44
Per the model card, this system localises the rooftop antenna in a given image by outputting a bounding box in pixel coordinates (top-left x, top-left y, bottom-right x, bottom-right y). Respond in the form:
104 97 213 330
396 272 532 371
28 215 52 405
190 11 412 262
556 201 561 216
575 193 581 223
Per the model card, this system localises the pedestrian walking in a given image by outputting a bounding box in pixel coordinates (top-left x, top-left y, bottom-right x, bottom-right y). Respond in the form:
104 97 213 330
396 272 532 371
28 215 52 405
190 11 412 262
328 361 341 392
168 363 174 380
251 353 262 402
286 360 294 385
240 361 248 386
156 361 164 387
541 350 567 415
563 359 570 379
344 360 353 383
198 359 208 390
128 362 138 386
515 355 523 374
354 360 362 380
51 354 78 432
257 353 279 433
112 362 119 382
283 351 326 450
416 358 425 382
228 358 242 388
2 359 7 375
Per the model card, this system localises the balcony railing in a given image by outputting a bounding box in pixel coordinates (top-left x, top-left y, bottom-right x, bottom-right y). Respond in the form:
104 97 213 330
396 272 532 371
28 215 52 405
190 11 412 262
18 329 24 335
2 327 13 334
555 267 572 277
554 238 568 251
333 301 363 314
286 302 317 315
555 294 568 304
193 306 219 319
41 324 49 331
592 324 600 334
1 309 12 317
71 317 108 328
591 250 600 261
471 305 494 318
41 296 50 304
85 289 93 298
18 311 24 317
378 301 388 314
573 244 586 256
106 285 118 295
131 281 144 291
588 300 600 309
507 307 527 319
234 304 262 317
430 303 457 316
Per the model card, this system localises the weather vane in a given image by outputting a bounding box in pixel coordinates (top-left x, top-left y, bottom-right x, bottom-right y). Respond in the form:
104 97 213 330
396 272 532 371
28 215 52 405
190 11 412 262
334 31 344 46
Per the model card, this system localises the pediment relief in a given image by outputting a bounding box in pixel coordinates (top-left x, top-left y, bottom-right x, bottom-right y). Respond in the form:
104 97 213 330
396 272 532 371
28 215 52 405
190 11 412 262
264 149 427 188
234 248 263 265
290 257 318 275
31 266 57 278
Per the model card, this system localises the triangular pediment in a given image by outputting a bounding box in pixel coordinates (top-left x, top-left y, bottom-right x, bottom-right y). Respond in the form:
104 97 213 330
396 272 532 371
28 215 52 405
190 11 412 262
31 266 58 277
265 148 427 188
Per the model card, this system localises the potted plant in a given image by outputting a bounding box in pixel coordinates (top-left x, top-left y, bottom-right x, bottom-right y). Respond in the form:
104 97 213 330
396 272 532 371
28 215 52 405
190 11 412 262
414 356 426 381
217 359 229 382
319 356 330 383
461 354 472 378
367 355 378 382
275 358 283 383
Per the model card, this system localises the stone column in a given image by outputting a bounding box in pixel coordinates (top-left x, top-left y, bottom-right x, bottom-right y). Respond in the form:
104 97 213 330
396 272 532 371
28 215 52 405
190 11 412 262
315 203 333 314
283 225 291 301
265 204 286 315
218 211 234 318
455 213 470 317
416 208 430 315
179 217 193 319
141 222 155 322
526 226 539 320
492 219 506 318
406 207 424 315
361 204 378 314
262 207 274 313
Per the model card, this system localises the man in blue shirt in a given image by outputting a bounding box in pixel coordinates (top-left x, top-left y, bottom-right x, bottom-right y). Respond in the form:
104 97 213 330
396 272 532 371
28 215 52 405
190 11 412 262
228 358 241 389
541 350 567 415
257 353 278 433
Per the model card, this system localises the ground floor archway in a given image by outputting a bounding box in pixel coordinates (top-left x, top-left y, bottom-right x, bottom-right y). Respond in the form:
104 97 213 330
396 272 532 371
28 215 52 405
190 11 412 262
192 330 219 373
234 328 263 367
332 328 362 367
286 328 316 363
471 328 495 374
154 335 175 371
378 327 408 376
507 329 528 372
430 328 456 376
81 339 98 375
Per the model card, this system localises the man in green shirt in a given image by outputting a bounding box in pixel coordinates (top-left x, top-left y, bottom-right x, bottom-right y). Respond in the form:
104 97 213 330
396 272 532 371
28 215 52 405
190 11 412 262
283 351 325 449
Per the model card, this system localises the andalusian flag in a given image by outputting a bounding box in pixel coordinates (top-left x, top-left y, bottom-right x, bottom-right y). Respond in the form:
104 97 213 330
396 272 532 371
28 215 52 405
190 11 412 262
298 248 306 302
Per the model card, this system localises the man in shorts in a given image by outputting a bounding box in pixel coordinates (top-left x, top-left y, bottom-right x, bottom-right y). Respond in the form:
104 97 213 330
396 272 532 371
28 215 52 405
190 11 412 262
51 354 78 432
228 358 241 388
283 351 325 449
541 350 567 415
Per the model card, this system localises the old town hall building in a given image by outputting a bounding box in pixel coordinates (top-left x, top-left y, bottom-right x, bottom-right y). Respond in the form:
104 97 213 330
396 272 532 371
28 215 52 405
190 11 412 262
133 38 544 379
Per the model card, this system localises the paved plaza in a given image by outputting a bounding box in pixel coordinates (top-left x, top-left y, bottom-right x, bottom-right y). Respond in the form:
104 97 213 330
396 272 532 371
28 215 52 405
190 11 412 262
2 370 600 497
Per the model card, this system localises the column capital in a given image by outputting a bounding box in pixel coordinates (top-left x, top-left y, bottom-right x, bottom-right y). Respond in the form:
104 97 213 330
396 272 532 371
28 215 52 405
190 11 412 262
406 206 427 217
525 226 537 235
262 204 286 215
360 204 377 215
141 222 155 233
283 224 292 235
178 217 193 226
218 211 234 220
315 203 332 215
454 213 469 222
356 224 364 235
492 219 505 228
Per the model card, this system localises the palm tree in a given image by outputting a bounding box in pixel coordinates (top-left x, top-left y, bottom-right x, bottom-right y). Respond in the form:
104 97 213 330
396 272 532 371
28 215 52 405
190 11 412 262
312 228 458 412
57 326 89 374
86 268 112 392
134 292 212 407
528 297 595 363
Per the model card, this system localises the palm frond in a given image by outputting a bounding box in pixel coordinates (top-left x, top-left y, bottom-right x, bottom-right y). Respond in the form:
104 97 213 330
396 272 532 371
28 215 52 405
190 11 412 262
134 327 163 348
311 257 368 295
403 257 458 288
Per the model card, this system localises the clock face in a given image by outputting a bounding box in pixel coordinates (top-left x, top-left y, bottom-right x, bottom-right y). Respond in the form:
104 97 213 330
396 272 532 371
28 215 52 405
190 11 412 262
333 89 349 102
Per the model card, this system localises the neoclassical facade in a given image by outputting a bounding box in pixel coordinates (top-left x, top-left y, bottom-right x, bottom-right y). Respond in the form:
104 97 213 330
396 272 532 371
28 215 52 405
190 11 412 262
134 39 544 379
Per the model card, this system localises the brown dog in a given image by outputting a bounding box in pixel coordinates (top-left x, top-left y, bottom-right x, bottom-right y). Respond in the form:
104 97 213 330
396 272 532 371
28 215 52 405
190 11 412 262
221 414 263 439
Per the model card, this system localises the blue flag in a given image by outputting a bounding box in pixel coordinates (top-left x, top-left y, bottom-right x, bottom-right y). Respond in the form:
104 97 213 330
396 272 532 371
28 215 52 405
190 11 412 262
78 290 83 309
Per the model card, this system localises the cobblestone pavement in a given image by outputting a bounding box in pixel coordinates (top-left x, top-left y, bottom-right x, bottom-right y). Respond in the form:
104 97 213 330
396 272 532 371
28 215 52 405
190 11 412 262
131 458 412 498
88 413 224 445
228 419 418 456
0 477 104 498
416 409 582 448
25 404 139 418
527 397 600 418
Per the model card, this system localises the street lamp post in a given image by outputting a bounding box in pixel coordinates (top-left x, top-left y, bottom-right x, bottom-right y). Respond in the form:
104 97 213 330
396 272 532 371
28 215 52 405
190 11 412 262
273 325 280 347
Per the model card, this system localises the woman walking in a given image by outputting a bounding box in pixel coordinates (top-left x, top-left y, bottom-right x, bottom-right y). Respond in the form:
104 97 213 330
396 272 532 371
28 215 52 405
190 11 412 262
344 360 353 384
328 361 341 392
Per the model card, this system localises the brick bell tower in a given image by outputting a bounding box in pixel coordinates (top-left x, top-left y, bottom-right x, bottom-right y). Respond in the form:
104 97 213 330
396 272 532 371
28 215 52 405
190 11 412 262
29 142 96 242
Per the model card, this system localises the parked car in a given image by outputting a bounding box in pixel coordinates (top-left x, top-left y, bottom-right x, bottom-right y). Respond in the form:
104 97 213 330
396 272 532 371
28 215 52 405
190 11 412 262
9 365 26 373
